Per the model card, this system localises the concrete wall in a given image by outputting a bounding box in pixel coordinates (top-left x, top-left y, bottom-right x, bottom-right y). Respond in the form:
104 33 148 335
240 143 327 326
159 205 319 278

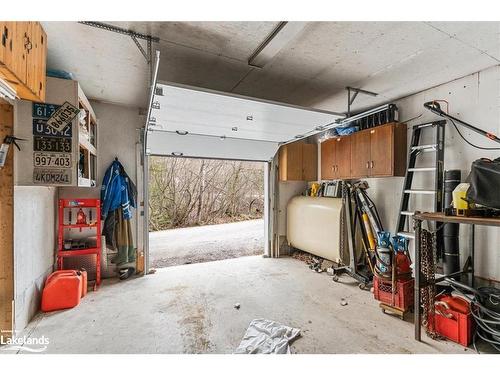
12 100 143 333
58 101 144 252
13 186 57 332
317 65 500 281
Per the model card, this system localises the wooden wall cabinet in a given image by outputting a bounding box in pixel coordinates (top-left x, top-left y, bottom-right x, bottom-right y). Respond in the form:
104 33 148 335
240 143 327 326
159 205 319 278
321 122 407 180
0 22 47 102
279 141 318 181
321 136 351 180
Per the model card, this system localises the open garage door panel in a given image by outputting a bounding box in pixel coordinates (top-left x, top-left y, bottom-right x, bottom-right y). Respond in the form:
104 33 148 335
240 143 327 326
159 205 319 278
146 81 342 161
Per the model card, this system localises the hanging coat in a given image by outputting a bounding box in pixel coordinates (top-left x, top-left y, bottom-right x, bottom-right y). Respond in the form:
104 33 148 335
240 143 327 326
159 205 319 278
101 159 137 267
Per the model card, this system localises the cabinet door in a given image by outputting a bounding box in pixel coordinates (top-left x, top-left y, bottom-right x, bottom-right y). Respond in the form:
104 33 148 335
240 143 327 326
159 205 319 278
0 22 14 76
350 130 370 178
0 22 5 63
369 124 393 177
302 143 318 181
10 22 27 84
25 22 46 100
336 136 351 179
25 22 37 95
321 138 336 180
279 142 303 181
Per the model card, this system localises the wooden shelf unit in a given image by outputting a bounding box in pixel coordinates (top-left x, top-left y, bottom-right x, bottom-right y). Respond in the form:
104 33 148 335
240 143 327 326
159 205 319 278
14 77 99 187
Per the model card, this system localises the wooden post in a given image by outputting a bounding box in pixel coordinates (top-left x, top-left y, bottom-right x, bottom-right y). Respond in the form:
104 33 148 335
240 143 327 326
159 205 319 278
0 100 14 342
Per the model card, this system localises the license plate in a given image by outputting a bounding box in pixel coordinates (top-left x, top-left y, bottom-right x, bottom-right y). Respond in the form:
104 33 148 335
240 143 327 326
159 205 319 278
33 119 72 138
33 152 72 168
46 101 80 132
33 168 72 185
32 102 60 120
33 136 72 153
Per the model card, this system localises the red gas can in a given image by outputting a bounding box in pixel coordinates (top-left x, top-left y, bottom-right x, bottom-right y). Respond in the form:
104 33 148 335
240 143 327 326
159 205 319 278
41 270 83 312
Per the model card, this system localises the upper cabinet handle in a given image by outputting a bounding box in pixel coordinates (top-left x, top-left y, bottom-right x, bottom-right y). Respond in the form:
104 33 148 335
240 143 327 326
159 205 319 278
371 161 374 169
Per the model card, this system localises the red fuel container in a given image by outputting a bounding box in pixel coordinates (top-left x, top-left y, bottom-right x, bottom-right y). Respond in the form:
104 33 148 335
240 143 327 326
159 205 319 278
373 276 414 311
433 295 474 347
41 270 84 312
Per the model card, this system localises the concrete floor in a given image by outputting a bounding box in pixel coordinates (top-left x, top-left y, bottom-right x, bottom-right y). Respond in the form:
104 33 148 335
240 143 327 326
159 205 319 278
12 256 468 354
149 219 264 268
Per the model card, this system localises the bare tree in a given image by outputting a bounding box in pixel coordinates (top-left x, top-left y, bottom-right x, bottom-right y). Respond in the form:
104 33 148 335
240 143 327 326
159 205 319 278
149 157 264 231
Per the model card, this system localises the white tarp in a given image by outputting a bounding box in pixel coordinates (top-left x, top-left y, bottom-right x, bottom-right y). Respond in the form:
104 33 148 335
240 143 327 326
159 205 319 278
234 319 301 354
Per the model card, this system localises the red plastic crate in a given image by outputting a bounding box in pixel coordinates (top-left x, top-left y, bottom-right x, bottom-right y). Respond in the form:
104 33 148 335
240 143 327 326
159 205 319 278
373 276 414 311
433 295 474 347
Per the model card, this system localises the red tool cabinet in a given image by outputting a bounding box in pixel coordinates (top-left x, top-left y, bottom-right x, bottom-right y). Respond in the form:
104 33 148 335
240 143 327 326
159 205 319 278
57 198 101 288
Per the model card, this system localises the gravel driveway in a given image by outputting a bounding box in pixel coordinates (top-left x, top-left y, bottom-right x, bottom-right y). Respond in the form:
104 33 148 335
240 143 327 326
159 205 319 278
149 219 264 268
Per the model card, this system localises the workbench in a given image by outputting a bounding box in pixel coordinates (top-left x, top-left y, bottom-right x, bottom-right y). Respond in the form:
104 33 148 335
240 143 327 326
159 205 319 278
413 212 500 341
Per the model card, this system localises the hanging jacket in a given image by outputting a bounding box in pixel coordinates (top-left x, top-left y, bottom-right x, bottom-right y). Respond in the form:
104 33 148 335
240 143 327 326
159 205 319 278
101 159 136 220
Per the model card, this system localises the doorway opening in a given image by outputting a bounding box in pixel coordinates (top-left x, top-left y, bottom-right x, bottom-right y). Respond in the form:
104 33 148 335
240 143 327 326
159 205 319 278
148 156 265 268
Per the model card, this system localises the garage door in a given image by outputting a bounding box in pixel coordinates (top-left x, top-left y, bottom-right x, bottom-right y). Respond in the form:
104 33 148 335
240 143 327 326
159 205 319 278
146 82 342 161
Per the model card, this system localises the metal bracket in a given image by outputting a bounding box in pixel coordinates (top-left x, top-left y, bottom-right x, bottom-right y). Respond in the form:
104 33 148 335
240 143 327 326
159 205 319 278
78 21 158 84
346 86 378 118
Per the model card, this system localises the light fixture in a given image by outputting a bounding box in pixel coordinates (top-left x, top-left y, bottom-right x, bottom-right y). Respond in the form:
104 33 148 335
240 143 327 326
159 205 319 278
171 152 184 156
176 130 188 135
248 22 308 68
232 127 238 132
246 115 253 121
220 135 226 140
0 78 16 101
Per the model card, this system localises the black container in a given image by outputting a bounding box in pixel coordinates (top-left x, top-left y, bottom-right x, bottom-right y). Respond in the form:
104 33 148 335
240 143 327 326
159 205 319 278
443 169 461 275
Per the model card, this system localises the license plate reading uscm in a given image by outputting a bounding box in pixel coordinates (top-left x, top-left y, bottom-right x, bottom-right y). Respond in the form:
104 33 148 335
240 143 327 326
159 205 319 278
33 119 72 137
33 136 72 153
33 152 72 168
33 169 72 185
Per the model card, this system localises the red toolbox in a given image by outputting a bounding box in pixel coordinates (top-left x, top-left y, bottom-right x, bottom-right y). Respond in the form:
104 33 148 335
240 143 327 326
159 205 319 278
41 270 85 312
373 276 414 311
433 295 474 347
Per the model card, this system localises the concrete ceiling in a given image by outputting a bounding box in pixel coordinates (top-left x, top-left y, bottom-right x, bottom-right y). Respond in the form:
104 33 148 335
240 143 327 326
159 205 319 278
42 21 500 113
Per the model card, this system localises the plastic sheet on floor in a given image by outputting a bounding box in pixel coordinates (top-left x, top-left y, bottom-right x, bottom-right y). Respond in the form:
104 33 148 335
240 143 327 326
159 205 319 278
235 319 301 354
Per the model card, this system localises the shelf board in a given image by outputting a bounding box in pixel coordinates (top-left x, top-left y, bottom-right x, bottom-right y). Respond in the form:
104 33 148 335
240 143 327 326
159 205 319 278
58 247 100 256
62 223 98 229
79 133 97 155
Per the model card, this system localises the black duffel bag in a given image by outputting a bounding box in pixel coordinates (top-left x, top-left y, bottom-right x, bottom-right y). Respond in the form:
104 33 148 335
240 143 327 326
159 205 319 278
467 157 500 209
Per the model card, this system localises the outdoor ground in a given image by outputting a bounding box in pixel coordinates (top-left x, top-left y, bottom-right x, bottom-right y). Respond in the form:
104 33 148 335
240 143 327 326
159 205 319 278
8 256 468 354
149 219 264 268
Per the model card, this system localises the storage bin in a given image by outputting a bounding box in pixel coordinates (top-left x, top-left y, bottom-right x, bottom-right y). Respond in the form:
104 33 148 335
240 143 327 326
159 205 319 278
433 295 474 347
373 276 414 312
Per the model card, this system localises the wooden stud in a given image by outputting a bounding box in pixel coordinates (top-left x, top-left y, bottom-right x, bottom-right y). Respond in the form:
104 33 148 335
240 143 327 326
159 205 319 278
0 100 14 341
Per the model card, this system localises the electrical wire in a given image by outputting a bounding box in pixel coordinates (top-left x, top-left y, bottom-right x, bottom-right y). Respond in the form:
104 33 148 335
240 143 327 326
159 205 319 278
449 118 500 151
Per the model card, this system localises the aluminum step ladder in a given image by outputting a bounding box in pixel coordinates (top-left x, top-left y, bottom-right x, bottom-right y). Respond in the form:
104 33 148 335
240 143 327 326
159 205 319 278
396 120 446 240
